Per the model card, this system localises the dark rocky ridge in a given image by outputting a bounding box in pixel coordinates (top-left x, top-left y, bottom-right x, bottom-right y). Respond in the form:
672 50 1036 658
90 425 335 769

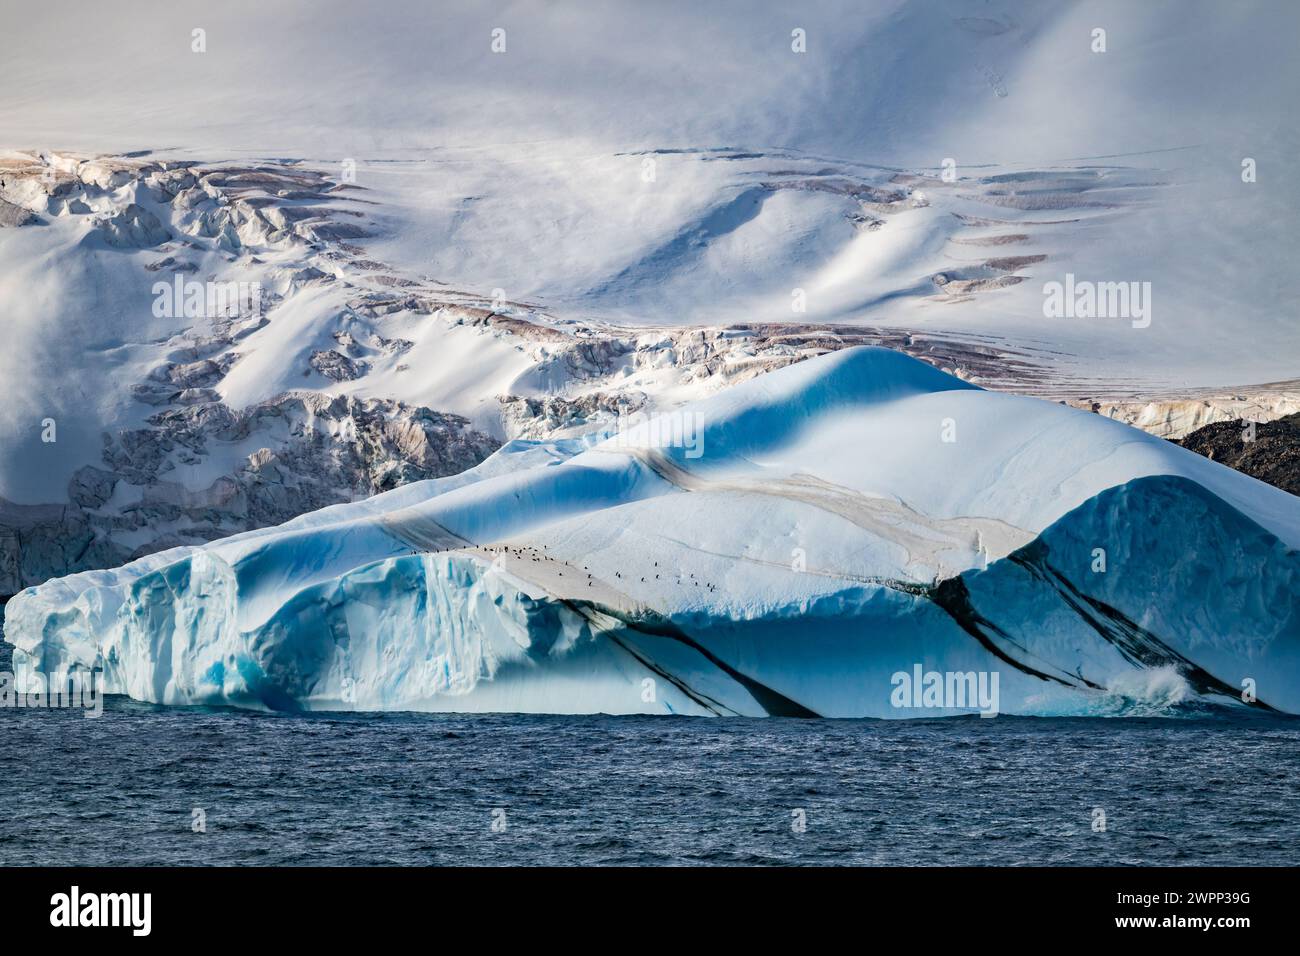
1175 414 1300 496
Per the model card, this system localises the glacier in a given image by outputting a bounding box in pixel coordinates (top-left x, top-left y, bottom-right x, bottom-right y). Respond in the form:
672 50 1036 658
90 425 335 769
5 346 1298 717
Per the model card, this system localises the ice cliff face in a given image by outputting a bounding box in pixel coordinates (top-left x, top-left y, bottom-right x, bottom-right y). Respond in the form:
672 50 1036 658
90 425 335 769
7 348 1298 717
1069 390 1300 441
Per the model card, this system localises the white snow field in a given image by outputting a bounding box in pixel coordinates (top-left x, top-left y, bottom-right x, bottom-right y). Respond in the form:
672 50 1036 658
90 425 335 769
8 348 1299 717
4 0 1297 387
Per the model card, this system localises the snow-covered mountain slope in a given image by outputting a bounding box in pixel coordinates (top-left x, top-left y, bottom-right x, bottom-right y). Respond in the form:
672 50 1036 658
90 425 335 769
8 348 1298 717
0 150 1073 595
2 1 1296 599
4 0 1295 386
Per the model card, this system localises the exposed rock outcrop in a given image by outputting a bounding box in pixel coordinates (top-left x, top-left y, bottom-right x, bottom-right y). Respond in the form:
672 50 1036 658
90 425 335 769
1175 414 1300 496
0 393 499 597
309 349 367 381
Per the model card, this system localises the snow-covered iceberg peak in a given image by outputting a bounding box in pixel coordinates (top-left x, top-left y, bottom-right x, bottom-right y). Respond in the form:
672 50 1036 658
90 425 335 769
599 343 982 465
6 347 1299 716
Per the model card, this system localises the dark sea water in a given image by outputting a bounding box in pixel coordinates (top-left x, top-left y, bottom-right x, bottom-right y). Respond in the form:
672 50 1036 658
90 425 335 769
2 692 1297 866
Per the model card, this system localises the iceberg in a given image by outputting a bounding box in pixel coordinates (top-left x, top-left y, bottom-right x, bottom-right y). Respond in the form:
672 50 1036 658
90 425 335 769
6 347 1299 717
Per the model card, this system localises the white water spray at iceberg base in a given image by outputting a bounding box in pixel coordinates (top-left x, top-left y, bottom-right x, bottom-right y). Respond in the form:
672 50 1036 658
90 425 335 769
5 348 1300 717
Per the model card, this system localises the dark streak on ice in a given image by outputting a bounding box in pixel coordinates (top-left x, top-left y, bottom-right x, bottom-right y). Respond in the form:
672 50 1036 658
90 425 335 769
564 599 821 718
926 577 1080 687
1009 546 1277 711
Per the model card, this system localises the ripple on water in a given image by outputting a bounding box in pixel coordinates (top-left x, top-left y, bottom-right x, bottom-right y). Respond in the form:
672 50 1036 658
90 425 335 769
0 705 1297 865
